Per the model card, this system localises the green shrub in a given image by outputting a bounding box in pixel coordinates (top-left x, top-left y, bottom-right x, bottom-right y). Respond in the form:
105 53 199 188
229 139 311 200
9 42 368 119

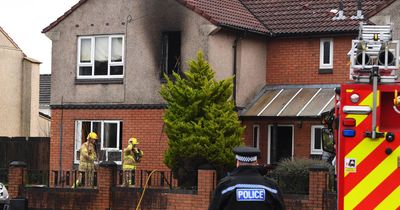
270 158 334 194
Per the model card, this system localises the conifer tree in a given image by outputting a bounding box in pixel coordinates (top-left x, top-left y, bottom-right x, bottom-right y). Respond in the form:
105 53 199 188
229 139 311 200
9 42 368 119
160 52 244 187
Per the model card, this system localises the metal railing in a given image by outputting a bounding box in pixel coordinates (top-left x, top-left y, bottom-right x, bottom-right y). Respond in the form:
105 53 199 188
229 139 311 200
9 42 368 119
50 170 97 188
117 169 178 189
26 169 49 186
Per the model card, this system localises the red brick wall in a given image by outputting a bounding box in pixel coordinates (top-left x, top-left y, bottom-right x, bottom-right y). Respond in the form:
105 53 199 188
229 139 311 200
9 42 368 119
266 36 353 85
241 119 322 163
50 108 168 172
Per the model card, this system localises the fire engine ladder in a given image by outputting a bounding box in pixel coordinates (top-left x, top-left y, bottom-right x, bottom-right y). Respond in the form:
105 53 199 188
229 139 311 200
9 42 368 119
353 24 398 139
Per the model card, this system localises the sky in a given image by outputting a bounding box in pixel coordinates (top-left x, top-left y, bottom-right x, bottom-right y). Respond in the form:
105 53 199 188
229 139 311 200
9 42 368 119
0 0 80 74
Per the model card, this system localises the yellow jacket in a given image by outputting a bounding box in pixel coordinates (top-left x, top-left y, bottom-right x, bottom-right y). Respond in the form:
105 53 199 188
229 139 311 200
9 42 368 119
123 144 143 170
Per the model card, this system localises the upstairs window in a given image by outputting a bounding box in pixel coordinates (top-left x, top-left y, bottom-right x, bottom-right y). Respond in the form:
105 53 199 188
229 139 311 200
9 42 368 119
319 38 333 71
161 31 181 80
77 35 124 79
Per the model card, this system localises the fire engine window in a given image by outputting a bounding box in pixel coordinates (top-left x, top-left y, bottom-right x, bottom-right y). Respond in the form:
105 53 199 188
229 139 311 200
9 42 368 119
319 38 333 70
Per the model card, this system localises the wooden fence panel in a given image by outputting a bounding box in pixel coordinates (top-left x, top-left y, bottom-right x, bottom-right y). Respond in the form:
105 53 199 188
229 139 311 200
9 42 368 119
0 137 49 170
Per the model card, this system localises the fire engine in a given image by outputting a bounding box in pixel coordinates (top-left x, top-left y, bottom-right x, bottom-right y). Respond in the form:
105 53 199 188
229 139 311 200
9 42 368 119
321 24 400 210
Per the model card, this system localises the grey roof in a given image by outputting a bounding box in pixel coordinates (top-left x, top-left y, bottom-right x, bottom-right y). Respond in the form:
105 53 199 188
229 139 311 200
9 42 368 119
39 74 51 105
241 84 339 117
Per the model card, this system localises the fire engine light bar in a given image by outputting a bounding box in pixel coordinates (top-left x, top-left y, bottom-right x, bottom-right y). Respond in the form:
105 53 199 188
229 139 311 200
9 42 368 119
343 105 371 114
343 129 356 137
343 118 356 126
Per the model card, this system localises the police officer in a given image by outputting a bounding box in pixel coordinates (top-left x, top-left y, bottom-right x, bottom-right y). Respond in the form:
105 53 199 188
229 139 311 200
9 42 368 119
208 146 285 210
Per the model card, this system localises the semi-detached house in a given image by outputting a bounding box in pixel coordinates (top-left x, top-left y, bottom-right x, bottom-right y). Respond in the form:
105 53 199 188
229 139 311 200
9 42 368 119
42 0 397 173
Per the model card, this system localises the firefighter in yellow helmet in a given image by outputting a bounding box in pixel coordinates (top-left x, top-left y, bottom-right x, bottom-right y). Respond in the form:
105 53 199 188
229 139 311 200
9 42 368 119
75 132 98 188
122 137 143 187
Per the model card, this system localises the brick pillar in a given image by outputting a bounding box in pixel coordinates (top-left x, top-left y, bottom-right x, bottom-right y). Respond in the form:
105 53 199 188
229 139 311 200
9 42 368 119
7 161 27 198
93 161 117 210
308 164 329 210
195 167 217 210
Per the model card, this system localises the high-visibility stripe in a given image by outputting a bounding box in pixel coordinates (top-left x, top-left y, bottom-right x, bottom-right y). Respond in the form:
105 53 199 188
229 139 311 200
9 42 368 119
344 136 385 177
344 146 400 210
354 170 400 210
343 139 395 194
343 115 372 155
374 185 400 210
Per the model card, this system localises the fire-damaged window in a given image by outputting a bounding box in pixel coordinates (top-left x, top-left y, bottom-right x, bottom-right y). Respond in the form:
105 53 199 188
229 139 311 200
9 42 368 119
74 120 123 164
160 31 181 80
311 125 323 155
77 35 124 79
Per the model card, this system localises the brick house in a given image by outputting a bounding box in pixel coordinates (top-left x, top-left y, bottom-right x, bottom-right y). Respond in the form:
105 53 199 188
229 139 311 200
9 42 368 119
42 0 270 173
238 0 399 165
42 0 398 174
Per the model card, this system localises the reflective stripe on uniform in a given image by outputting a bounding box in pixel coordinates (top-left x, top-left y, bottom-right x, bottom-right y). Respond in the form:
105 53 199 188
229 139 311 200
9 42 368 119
221 184 277 195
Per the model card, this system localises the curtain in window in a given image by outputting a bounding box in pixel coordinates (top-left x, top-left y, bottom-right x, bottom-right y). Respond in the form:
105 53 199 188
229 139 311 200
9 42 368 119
111 37 122 62
80 39 91 63
95 37 108 75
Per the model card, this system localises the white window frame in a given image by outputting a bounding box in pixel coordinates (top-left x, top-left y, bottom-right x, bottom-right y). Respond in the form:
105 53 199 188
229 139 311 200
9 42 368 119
253 124 260 149
77 35 124 79
311 125 324 155
74 120 122 164
267 124 294 164
320 38 333 69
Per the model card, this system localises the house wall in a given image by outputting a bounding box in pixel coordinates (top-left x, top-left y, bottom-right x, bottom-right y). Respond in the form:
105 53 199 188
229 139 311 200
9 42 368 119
0 39 23 136
208 32 267 107
50 108 168 172
46 0 265 108
21 58 41 136
241 118 322 164
370 0 400 39
266 36 353 85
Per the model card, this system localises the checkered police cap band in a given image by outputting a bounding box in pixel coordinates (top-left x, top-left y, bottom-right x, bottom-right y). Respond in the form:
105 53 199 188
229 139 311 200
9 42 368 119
236 155 257 163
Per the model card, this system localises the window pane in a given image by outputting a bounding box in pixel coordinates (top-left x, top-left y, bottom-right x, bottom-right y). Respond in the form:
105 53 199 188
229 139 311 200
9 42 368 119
111 37 123 62
103 123 117 148
95 37 108 75
82 122 91 142
80 39 91 63
79 66 93 75
323 42 330 64
110 66 123 75
314 128 322 150
253 126 259 148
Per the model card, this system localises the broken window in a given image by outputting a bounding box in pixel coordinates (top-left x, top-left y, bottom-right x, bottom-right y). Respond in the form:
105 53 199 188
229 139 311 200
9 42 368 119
160 31 181 80
77 35 124 79
74 120 123 164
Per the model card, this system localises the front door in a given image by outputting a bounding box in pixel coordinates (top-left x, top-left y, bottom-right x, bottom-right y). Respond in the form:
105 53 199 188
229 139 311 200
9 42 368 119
268 125 293 164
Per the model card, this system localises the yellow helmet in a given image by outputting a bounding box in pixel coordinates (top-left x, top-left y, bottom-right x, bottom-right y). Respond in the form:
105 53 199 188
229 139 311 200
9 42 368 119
129 137 139 145
87 132 99 140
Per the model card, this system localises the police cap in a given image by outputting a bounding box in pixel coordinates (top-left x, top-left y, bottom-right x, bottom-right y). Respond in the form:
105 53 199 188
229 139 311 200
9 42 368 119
233 146 260 163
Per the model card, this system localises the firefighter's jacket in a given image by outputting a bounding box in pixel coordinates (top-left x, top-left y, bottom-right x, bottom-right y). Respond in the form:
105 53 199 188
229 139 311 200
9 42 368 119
123 144 143 170
208 166 286 210
79 142 97 171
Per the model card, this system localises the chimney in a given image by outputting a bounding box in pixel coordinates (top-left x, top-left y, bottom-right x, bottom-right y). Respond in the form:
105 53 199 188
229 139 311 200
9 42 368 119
352 0 364 19
333 0 346 20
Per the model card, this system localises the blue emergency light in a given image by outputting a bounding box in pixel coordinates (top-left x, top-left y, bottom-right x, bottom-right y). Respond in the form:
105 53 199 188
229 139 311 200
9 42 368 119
343 129 356 137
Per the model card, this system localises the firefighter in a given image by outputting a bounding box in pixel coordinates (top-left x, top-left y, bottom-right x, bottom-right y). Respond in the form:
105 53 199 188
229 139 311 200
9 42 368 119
122 137 143 187
75 132 98 188
208 146 285 210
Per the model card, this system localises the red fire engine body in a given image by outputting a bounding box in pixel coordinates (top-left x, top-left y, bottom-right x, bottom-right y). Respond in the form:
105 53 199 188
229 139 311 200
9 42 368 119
334 24 400 210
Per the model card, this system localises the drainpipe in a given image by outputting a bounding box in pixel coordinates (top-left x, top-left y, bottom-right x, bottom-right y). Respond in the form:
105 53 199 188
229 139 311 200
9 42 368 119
232 34 241 107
